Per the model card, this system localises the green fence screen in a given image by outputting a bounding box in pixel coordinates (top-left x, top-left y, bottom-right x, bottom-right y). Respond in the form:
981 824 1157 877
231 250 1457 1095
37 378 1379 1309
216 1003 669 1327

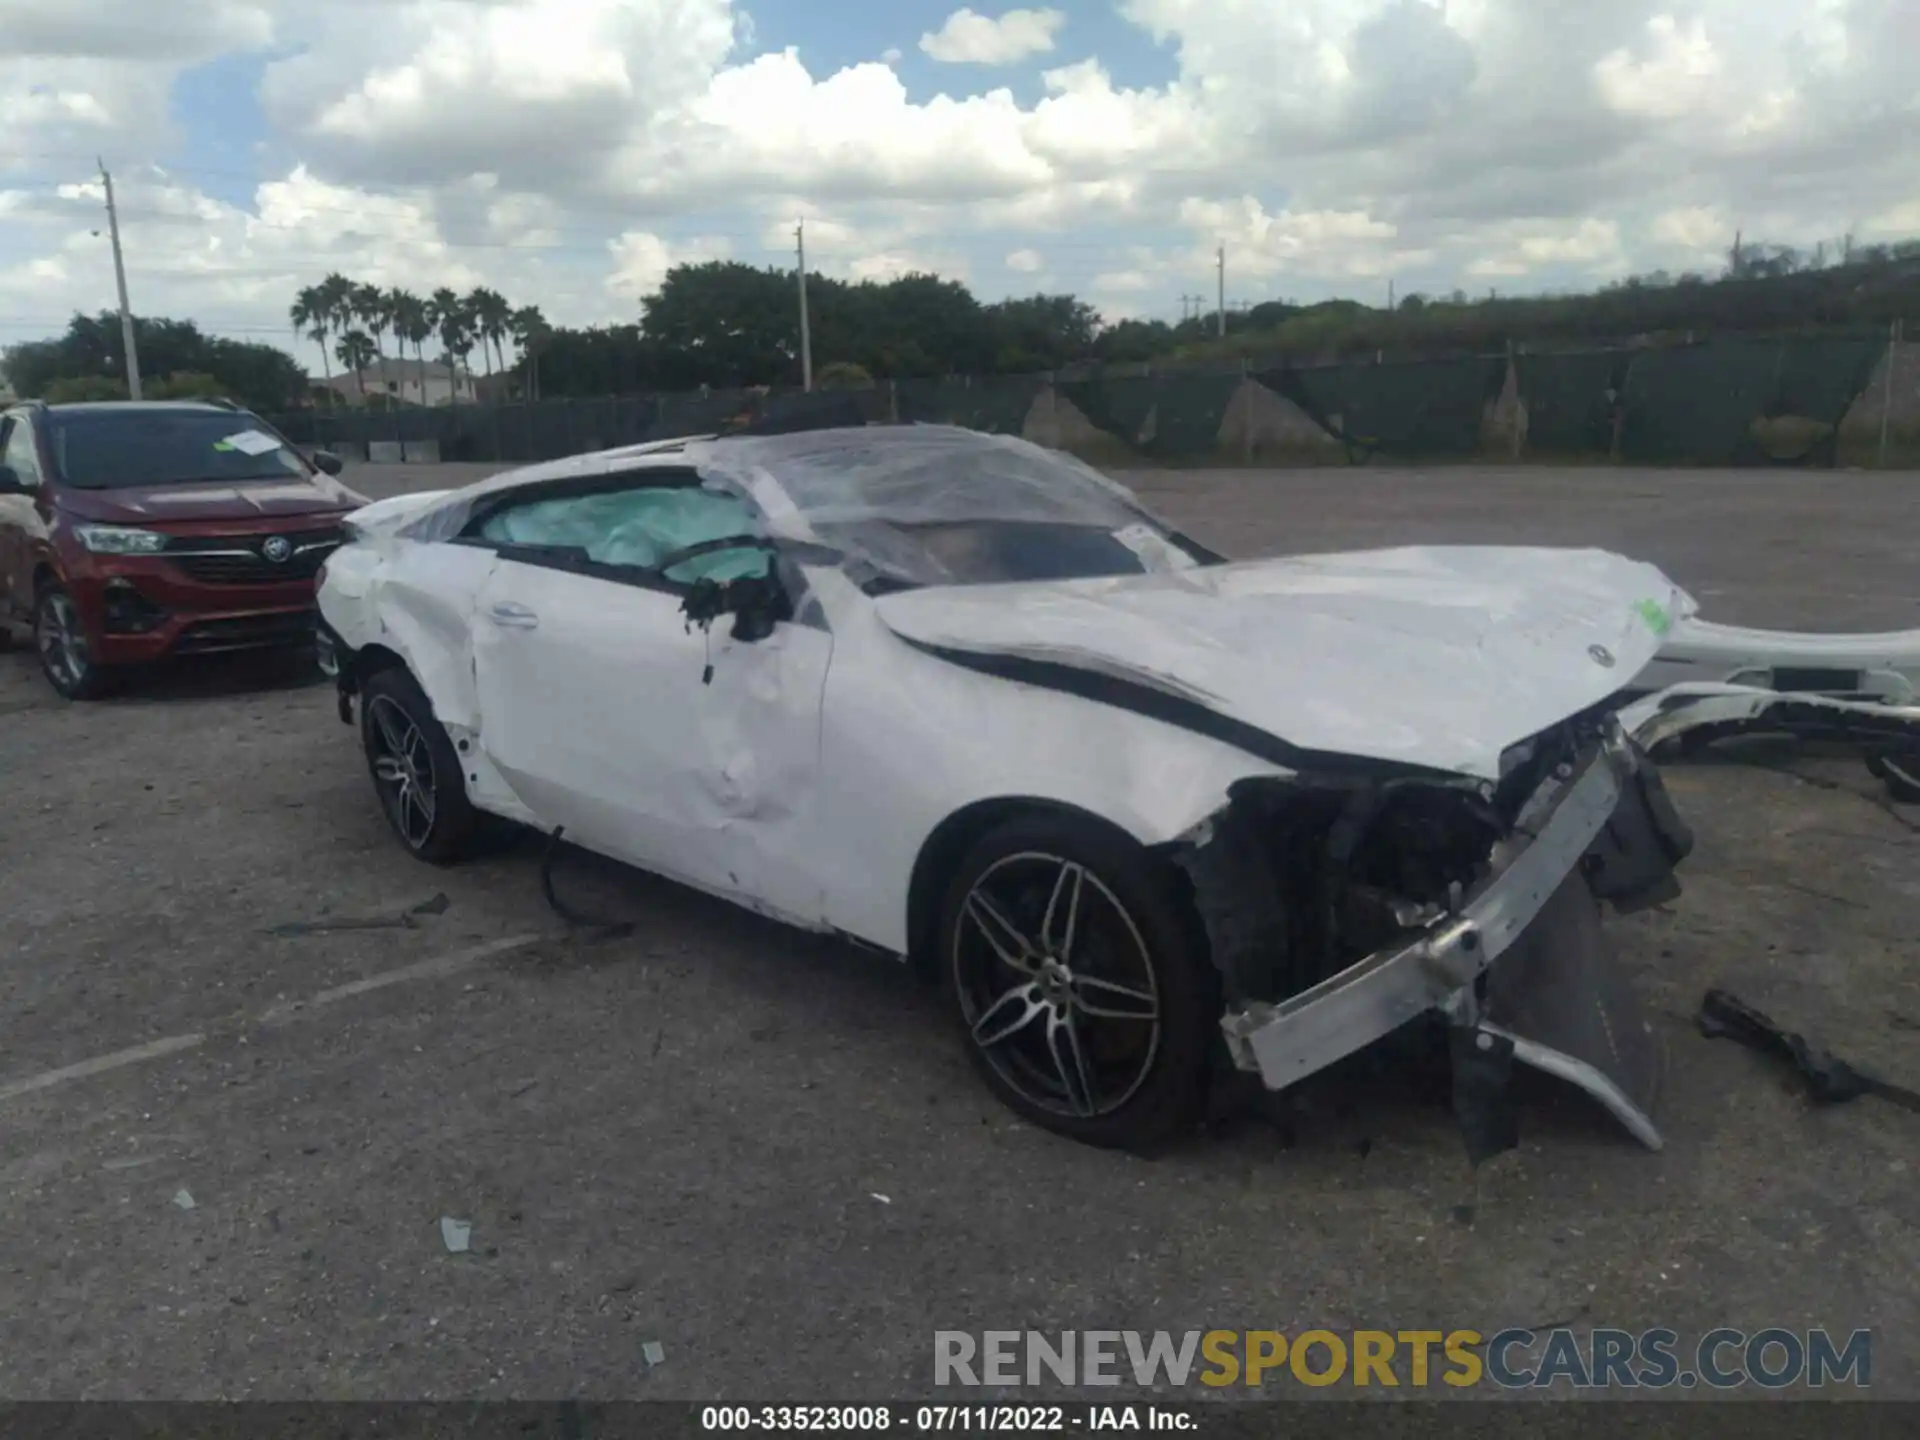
1513 350 1631 456
1056 371 1242 459
893 376 1042 434
1254 356 1508 459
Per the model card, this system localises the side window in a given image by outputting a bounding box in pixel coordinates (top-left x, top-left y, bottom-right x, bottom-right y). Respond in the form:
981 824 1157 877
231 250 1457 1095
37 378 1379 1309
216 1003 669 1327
475 484 772 587
2 417 42 486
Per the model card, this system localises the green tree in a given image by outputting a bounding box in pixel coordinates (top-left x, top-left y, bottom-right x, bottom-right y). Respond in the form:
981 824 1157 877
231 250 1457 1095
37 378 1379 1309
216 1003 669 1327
467 287 513 393
391 290 433 395
428 288 471 401
509 304 550 400
290 285 335 406
333 330 377 399
5 313 308 409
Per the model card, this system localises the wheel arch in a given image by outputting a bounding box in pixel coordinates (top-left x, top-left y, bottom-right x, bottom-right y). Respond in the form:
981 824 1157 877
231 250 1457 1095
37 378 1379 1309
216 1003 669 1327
904 795 1185 979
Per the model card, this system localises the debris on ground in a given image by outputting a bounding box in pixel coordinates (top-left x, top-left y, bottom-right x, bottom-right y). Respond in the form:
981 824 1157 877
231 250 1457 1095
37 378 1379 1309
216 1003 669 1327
642 1341 666 1368
1697 989 1920 1114
439 1216 473 1253
171 1189 196 1211
264 893 452 937
870 1193 892 1205
539 827 636 941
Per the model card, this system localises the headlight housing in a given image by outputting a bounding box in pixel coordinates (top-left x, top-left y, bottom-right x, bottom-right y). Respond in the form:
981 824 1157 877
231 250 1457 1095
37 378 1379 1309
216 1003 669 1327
74 524 168 555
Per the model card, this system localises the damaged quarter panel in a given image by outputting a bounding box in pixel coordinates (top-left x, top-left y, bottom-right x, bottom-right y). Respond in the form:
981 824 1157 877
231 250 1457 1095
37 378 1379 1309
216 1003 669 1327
361 540 503 732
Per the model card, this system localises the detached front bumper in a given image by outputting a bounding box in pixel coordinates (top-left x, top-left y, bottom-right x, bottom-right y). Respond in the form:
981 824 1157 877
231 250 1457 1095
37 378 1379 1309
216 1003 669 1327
1219 733 1690 1152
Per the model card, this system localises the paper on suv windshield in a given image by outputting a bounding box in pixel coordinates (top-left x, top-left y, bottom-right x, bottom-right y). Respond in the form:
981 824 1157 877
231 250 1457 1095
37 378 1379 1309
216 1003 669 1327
215 429 283 456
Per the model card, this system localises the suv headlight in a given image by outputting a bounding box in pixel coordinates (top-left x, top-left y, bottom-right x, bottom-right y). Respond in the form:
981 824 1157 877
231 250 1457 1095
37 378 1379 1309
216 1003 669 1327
74 524 169 555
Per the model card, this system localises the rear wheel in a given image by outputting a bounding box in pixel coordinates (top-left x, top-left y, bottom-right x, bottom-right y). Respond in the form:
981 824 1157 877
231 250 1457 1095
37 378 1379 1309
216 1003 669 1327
34 582 118 700
360 666 482 863
937 813 1219 1151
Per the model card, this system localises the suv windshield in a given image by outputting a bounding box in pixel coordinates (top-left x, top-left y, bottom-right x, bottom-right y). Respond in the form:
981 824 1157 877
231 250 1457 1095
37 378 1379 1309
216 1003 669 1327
46 409 310 489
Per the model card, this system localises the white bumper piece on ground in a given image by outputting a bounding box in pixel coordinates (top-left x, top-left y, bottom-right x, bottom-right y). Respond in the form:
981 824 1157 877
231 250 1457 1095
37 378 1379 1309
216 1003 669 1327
1640 616 1920 704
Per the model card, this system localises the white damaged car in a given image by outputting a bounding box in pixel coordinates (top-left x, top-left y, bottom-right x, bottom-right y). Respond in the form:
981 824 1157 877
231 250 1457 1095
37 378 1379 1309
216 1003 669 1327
314 425 1919 1156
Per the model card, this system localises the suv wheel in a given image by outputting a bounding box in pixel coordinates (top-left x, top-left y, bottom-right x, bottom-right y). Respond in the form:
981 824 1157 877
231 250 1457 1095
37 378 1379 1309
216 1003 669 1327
34 583 118 700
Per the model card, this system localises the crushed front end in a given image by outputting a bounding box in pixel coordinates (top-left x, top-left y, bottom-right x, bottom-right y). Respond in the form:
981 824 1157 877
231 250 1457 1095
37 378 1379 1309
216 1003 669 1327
1170 709 1694 1157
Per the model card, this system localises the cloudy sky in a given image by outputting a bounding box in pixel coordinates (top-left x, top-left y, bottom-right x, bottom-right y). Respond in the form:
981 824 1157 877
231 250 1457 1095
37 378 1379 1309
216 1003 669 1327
0 0 1915 373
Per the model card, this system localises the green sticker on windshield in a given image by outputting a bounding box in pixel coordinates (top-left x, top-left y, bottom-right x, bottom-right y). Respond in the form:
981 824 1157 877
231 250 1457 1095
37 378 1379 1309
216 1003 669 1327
1634 598 1672 635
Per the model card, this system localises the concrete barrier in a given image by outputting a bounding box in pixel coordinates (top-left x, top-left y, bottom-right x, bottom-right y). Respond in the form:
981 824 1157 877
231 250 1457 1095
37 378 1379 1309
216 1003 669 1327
327 441 368 464
401 439 442 464
367 440 405 465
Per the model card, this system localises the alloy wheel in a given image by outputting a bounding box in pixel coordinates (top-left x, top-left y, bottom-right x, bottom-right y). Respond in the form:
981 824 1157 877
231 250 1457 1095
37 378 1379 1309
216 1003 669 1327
951 851 1163 1119
367 694 439 851
36 590 89 692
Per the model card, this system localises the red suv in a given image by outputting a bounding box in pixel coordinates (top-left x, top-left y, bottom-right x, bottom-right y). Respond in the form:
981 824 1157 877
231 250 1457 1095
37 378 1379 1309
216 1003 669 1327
0 399 368 699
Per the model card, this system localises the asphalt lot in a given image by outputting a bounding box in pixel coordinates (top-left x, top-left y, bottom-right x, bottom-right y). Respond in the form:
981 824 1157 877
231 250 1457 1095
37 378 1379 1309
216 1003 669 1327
2 461 1917 1402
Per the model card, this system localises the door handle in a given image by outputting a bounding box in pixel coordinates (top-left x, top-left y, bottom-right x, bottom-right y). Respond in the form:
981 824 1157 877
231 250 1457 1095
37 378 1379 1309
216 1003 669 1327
488 601 539 629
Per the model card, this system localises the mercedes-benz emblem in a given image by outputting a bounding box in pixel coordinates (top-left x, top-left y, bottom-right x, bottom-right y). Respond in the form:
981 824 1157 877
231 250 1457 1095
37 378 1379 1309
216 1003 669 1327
1589 644 1616 667
261 535 293 563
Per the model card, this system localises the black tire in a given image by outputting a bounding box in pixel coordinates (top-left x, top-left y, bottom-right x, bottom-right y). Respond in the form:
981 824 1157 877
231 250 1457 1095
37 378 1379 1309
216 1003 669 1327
936 812 1220 1151
1867 750 1920 804
33 582 119 700
359 666 483 864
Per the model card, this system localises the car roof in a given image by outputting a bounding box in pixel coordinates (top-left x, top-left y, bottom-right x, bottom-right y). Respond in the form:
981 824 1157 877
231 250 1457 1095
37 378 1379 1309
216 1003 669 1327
442 424 1007 500
35 401 248 417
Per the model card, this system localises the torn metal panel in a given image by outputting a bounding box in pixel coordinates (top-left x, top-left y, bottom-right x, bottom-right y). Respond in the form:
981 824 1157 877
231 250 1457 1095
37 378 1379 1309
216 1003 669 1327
1619 681 1920 754
1201 732 1683 1151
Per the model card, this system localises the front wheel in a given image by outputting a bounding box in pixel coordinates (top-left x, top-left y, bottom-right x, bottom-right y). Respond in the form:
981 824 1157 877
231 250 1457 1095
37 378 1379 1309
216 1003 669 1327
937 814 1220 1151
34 582 118 700
360 666 482 863
1867 750 1920 805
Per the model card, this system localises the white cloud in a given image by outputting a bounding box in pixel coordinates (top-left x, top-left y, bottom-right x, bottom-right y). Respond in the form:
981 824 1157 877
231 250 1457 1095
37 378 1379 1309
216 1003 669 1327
1466 218 1627 278
0 0 1913 362
881 46 903 64
1594 16 1723 121
606 229 734 300
920 8 1064 66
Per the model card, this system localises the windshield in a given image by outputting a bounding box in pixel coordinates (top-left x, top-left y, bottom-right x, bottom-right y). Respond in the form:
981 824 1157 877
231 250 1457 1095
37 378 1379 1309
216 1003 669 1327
693 426 1213 588
47 410 310 489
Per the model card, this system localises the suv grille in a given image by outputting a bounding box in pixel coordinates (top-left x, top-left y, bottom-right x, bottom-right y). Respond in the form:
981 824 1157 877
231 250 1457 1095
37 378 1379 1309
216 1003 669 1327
165 527 342 585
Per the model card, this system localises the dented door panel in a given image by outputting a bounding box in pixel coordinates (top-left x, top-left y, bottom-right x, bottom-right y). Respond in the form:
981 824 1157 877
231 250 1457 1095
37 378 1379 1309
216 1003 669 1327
470 558 834 925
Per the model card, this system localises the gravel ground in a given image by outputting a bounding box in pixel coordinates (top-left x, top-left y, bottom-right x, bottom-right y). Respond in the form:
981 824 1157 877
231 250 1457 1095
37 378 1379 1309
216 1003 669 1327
1 461 1916 1403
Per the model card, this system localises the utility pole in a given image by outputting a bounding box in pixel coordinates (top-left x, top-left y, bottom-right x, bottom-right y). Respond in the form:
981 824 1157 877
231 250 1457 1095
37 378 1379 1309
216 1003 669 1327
795 220 813 392
1387 278 1395 311
1216 244 1227 339
98 160 142 400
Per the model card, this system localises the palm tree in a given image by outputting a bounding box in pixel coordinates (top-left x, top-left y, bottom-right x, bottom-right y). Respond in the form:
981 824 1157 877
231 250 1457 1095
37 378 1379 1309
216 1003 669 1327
290 285 334 407
392 291 433 399
334 330 378 401
350 282 392 401
510 304 550 400
467 287 513 397
428 288 471 403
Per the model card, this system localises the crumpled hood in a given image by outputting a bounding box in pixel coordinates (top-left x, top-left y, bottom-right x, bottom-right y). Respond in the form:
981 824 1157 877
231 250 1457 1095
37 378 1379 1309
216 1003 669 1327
874 546 1696 781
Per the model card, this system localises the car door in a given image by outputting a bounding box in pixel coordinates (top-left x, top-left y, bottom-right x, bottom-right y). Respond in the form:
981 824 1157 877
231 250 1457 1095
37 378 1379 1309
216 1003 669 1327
465 476 836 926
